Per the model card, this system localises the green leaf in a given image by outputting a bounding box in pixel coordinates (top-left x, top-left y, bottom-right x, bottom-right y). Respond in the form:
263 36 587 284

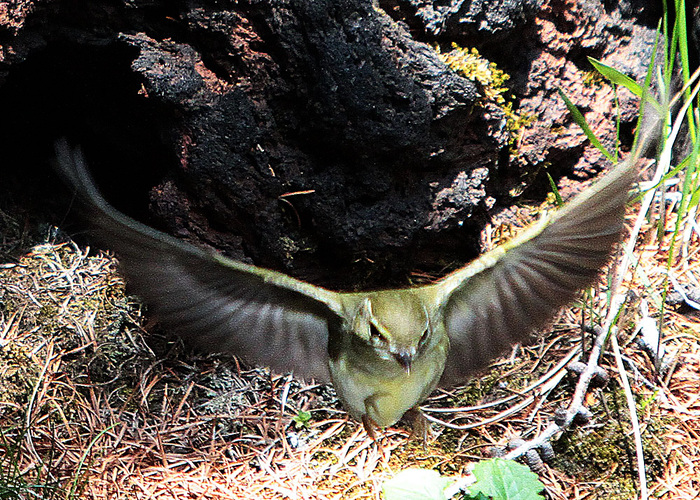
467 459 545 500
588 57 662 117
557 89 613 162
383 468 454 500
292 410 312 429
588 57 644 97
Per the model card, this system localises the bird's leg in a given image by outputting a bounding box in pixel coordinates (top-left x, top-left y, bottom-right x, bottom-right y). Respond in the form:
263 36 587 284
403 407 431 446
361 415 387 454
362 414 378 440
361 394 384 441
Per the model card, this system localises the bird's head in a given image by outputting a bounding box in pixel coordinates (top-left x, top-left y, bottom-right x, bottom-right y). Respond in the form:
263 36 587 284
353 292 432 372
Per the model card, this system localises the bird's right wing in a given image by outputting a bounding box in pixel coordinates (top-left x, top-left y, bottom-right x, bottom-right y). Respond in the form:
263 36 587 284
431 109 662 386
55 140 344 382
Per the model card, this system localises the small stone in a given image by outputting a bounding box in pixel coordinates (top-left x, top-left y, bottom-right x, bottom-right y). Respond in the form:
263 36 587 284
287 432 300 448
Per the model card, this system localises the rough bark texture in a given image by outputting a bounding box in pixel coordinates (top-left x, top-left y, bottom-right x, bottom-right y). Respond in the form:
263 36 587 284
0 0 661 289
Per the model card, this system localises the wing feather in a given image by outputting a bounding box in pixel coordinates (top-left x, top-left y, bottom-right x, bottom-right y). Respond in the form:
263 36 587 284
436 150 640 386
55 140 341 382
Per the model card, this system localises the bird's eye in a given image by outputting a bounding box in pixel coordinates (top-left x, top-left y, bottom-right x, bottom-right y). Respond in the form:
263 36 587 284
369 323 385 342
419 329 429 345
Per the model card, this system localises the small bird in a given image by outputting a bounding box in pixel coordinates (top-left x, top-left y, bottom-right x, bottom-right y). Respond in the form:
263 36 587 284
53 134 647 432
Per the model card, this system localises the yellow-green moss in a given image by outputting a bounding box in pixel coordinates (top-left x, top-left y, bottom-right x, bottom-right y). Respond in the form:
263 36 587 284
438 44 534 148
553 382 668 499
583 69 605 87
440 45 510 104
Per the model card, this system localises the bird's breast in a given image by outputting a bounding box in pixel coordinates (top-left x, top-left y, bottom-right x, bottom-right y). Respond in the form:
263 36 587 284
328 332 449 428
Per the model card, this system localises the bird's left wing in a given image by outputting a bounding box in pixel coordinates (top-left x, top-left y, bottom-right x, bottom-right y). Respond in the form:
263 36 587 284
54 140 345 382
431 150 640 386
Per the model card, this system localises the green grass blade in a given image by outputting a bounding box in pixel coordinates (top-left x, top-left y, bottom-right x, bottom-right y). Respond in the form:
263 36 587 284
558 88 614 161
588 57 644 96
546 172 563 207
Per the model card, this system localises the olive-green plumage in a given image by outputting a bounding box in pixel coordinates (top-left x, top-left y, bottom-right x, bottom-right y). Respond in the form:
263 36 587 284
54 135 649 429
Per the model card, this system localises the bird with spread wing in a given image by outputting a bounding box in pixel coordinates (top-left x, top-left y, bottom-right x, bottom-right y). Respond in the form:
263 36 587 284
54 121 655 432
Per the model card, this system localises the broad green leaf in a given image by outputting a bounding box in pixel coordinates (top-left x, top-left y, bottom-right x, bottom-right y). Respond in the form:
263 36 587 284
383 468 454 500
467 459 545 500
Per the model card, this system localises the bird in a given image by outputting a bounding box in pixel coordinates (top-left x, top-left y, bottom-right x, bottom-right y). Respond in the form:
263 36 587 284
53 129 652 432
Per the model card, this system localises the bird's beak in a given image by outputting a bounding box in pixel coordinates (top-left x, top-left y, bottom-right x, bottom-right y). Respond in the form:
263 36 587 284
393 352 413 373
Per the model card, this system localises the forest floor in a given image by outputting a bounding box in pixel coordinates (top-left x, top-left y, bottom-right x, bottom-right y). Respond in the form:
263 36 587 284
1 188 699 499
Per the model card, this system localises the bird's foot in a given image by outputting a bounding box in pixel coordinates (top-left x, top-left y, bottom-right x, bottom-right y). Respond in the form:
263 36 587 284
403 408 432 446
362 414 379 440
